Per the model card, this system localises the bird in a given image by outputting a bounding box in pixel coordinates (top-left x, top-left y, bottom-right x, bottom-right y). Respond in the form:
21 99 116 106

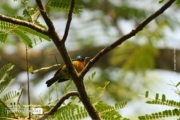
46 55 90 87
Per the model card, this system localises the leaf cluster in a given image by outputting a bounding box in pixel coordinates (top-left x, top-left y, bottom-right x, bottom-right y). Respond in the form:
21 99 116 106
110 41 159 74
0 0 50 48
47 0 82 13
139 90 180 120
36 72 128 120
0 0 179 120
0 63 20 118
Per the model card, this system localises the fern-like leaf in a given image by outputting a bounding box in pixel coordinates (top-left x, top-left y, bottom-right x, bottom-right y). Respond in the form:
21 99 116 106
52 104 89 120
0 64 14 94
0 20 15 30
19 26 50 41
0 100 8 117
146 99 180 108
0 31 8 43
115 101 127 109
95 101 124 120
2 91 20 102
12 29 33 48
0 17 49 45
48 0 82 13
0 63 14 83
138 109 180 120
89 81 110 104
0 76 14 95
144 91 180 108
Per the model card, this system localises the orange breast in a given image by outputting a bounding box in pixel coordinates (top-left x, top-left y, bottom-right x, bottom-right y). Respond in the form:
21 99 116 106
72 61 85 73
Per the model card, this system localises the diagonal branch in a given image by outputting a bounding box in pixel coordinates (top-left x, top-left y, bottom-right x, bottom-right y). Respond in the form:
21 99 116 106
62 0 75 42
80 0 176 78
35 0 74 79
35 0 55 32
37 91 79 120
0 14 48 35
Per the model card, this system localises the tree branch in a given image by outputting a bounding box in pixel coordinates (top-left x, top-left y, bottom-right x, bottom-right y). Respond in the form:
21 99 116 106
37 91 79 120
35 0 55 32
62 0 75 42
0 14 48 35
80 0 176 77
35 0 101 119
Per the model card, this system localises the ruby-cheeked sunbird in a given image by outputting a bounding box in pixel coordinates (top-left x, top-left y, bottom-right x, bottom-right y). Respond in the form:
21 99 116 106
46 55 89 87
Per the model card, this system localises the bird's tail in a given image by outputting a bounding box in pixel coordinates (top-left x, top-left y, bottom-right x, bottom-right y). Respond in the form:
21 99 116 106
57 78 69 83
46 77 58 87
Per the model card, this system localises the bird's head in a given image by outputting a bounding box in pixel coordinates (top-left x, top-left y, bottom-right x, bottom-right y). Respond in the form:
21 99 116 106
72 55 90 62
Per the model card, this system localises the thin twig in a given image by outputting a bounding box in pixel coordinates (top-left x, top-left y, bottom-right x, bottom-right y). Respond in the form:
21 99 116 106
17 86 24 104
62 0 75 42
0 14 48 35
80 0 176 78
49 54 59 65
30 64 60 74
35 0 51 21
169 80 180 95
25 45 31 119
37 91 79 120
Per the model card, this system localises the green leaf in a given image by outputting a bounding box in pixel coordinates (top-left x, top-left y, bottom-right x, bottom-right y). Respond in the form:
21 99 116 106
0 17 49 45
138 109 180 120
12 29 33 48
0 63 14 83
176 0 180 5
115 101 127 109
48 0 82 13
162 94 166 102
53 104 89 120
145 91 149 98
0 76 14 95
159 0 165 3
0 63 14 94
0 31 8 43
2 91 19 102
147 99 180 108
91 71 96 79
95 101 123 119
0 101 7 117
0 20 15 30
28 66 34 74
110 41 158 74
155 93 159 100
176 82 180 87
19 25 50 41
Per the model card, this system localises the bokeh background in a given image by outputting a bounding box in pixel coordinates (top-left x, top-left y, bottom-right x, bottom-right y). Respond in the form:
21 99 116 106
0 0 180 119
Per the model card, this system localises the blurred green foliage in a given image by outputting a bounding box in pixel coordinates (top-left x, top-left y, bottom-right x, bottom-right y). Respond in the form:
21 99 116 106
0 0 179 119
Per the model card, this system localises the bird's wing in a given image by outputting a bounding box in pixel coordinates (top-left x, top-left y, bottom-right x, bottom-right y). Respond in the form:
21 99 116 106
53 65 63 76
